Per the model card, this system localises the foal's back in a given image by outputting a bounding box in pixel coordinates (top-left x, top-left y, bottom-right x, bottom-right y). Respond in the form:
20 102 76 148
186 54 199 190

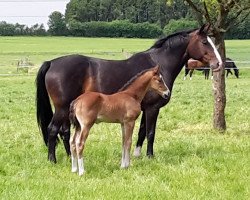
72 91 141 125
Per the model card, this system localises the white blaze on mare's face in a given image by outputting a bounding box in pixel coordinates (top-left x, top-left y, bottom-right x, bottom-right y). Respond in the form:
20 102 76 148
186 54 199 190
207 36 222 65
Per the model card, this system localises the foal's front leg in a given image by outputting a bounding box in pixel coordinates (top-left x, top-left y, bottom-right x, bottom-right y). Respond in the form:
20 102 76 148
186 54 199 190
121 121 135 168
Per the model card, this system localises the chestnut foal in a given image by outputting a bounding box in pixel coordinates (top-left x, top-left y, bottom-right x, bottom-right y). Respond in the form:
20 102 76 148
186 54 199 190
69 65 170 175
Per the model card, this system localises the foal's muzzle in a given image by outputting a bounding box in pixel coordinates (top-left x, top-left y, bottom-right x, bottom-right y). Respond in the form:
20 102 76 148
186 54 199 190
162 90 170 99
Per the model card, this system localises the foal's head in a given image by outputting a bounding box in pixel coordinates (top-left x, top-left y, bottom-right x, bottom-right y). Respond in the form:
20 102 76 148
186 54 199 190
149 65 170 99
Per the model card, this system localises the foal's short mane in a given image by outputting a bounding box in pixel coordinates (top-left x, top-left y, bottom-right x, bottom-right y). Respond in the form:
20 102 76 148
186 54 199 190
118 68 153 92
150 29 197 49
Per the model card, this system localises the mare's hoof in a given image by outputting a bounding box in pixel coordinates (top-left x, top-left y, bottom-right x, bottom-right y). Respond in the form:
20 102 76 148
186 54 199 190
48 155 57 164
146 153 154 159
133 146 142 157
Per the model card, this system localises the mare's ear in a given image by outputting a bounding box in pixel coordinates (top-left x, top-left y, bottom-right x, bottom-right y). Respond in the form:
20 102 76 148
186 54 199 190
199 24 210 35
153 65 160 74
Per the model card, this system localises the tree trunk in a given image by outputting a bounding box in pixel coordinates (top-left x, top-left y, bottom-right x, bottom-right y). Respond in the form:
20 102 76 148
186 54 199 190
212 34 226 130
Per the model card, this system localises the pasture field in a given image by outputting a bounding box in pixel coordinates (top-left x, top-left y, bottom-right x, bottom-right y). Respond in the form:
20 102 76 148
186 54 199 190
0 37 249 200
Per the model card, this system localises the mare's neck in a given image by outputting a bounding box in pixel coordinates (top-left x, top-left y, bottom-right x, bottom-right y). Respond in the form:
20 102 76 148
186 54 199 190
123 74 152 102
148 40 190 90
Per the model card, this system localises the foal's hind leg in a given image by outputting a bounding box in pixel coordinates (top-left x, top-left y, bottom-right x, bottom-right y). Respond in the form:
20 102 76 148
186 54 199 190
134 113 146 157
76 123 92 176
70 127 79 173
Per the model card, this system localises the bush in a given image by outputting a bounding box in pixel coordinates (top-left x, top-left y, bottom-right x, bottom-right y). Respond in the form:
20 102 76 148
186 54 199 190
68 20 162 38
163 18 199 36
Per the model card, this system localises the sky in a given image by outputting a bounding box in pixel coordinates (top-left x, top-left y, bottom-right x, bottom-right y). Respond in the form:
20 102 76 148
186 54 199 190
0 0 70 29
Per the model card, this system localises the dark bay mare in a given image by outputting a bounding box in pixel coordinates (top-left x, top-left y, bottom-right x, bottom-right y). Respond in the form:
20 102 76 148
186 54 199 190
36 25 222 163
69 66 169 175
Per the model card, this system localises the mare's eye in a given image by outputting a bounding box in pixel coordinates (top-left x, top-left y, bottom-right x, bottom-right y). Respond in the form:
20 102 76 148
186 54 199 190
202 40 208 45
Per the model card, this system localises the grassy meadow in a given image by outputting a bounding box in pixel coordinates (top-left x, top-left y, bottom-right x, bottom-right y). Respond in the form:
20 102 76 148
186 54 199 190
0 37 249 199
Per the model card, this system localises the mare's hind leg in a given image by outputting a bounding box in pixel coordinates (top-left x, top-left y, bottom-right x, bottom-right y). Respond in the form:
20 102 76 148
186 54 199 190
59 119 71 156
47 114 62 163
134 113 146 157
48 109 68 163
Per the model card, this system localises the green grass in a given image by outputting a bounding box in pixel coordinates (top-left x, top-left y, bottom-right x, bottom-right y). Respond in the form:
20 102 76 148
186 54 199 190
0 37 249 200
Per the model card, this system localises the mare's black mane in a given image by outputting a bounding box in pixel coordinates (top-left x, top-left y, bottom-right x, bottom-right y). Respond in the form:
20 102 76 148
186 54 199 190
150 29 197 49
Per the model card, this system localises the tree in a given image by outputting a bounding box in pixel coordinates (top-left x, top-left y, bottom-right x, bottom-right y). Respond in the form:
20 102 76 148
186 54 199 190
183 0 250 130
48 11 68 36
163 18 199 35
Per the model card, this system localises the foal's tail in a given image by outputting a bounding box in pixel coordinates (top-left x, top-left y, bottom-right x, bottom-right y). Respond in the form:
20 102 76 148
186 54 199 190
69 100 80 129
36 61 53 146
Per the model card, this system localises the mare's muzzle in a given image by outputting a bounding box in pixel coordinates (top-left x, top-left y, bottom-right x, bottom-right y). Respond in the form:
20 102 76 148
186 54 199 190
210 61 222 72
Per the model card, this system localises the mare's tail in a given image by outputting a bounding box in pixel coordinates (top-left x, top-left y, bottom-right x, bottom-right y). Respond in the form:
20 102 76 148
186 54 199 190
36 61 53 146
69 100 80 129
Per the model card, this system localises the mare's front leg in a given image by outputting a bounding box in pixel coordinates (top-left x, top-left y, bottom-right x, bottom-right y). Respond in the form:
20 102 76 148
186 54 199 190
145 108 159 157
121 121 135 168
134 113 146 157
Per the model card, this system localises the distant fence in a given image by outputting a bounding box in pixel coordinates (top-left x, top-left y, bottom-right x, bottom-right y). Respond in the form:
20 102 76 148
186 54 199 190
0 52 250 77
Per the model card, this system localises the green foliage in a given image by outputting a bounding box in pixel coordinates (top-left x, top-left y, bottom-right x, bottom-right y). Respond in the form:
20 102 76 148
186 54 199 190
65 0 191 27
163 18 199 35
48 11 68 36
225 15 250 39
68 20 163 38
0 21 46 36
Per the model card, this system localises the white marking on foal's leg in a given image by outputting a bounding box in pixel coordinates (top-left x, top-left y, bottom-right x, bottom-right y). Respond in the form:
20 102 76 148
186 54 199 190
211 76 213 80
183 76 186 80
121 150 130 168
78 158 85 176
134 146 142 157
71 155 78 173
121 145 126 168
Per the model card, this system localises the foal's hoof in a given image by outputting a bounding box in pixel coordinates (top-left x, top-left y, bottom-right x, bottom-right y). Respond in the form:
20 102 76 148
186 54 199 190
71 167 78 173
133 147 142 157
78 171 85 176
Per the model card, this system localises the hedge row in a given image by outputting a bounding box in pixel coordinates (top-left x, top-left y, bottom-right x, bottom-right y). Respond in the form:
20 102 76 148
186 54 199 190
68 20 163 38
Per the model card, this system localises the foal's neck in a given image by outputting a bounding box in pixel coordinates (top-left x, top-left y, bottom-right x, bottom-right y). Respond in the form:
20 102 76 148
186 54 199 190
123 73 152 102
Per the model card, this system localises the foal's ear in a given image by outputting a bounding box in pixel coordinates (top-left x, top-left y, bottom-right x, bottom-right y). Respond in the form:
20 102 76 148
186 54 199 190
153 65 160 74
199 24 210 35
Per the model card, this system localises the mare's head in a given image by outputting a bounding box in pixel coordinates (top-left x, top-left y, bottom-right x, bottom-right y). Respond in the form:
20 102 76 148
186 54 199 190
187 24 222 72
149 65 170 99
